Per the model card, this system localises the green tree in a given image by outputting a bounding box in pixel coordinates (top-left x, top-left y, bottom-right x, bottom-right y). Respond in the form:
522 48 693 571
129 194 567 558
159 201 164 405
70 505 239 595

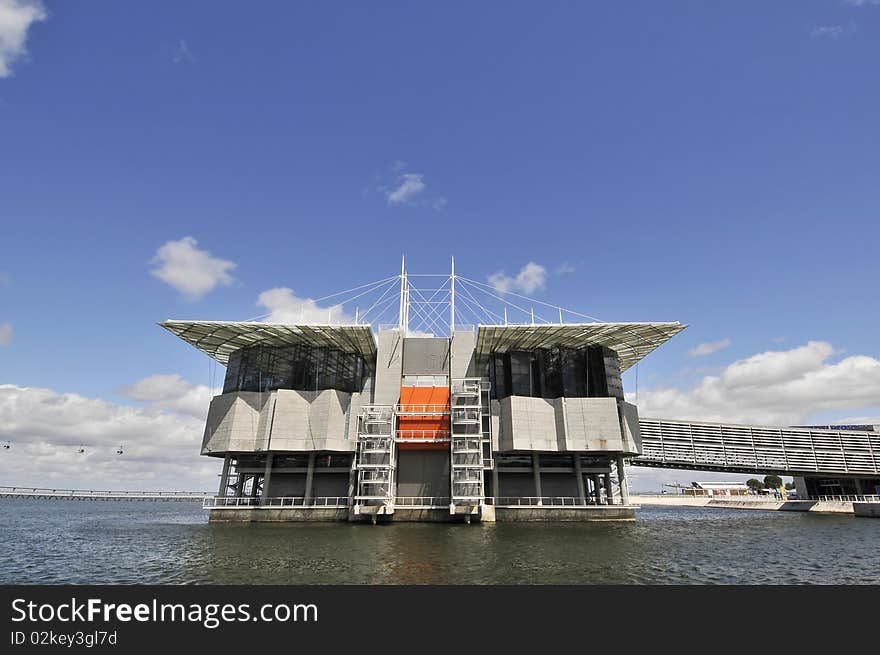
763 474 783 489
784 482 795 490
746 478 763 492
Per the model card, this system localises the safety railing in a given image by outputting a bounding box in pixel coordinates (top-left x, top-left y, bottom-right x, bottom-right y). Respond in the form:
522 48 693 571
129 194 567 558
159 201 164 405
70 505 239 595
203 496 349 509
812 494 880 502
490 496 601 507
396 429 450 442
395 404 450 415
394 496 452 508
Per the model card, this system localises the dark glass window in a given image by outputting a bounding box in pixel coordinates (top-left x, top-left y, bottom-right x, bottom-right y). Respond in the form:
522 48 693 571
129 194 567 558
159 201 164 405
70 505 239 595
488 346 619 400
223 344 372 394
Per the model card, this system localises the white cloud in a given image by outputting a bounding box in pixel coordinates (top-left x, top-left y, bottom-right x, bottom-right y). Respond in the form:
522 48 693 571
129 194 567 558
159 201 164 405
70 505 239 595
844 1 880 6
688 338 731 358
0 0 47 78
150 236 237 299
119 374 217 419
0 322 11 346
811 24 855 38
488 262 548 295
387 173 426 205
636 341 880 425
256 287 351 324
172 39 194 63
0 383 219 490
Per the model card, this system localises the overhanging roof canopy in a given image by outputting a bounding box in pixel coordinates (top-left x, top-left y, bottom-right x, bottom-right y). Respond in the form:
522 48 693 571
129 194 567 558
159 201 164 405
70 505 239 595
475 322 687 372
159 320 378 366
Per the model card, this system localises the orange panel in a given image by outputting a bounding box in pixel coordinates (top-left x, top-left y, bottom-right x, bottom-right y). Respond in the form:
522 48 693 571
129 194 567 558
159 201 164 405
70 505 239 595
397 386 449 450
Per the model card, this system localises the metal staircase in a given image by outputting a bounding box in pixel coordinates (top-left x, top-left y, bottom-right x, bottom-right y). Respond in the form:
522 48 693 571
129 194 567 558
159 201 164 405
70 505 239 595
450 378 493 517
354 405 396 519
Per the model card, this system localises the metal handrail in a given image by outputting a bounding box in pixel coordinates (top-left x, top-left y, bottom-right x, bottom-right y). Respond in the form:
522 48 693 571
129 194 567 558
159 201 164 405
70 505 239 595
396 429 450 441
395 403 450 415
813 494 880 502
204 496 349 509
491 496 604 507
394 496 452 507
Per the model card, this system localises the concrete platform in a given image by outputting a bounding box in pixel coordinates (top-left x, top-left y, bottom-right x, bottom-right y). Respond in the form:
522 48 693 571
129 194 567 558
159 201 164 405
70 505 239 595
208 507 349 522
494 506 636 521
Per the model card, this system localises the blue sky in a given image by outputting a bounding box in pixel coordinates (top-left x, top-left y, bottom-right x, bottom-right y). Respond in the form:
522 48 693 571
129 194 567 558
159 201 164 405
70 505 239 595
1 1 880 489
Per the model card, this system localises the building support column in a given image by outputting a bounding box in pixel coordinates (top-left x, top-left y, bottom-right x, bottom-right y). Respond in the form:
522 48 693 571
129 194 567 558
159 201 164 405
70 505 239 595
532 453 542 505
604 472 613 506
234 468 244 498
573 454 586 505
855 478 866 496
591 475 601 505
261 453 274 505
491 465 500 504
218 454 231 497
617 455 630 506
304 452 316 506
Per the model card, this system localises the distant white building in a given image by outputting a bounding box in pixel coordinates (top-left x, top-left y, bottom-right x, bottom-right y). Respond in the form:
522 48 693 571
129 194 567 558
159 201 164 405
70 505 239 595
683 482 750 497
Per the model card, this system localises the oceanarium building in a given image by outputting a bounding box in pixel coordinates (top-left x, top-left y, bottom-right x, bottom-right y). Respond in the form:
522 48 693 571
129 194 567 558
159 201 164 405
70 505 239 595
162 261 687 522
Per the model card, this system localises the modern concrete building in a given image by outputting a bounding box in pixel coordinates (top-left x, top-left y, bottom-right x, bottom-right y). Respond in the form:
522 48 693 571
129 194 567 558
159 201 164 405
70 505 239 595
161 260 687 522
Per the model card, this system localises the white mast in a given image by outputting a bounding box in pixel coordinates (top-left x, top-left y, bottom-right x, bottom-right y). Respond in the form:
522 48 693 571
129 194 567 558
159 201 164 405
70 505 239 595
398 255 408 336
450 255 455 335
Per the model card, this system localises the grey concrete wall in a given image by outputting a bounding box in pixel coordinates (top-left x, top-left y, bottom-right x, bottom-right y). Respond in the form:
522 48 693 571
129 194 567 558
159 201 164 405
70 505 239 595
563 397 624 451
450 330 476 379
202 392 273 454
203 389 356 454
374 329 403 405
396 450 450 498
312 473 350 497
618 401 642 455
499 396 559 451
497 395 625 453
402 337 450 376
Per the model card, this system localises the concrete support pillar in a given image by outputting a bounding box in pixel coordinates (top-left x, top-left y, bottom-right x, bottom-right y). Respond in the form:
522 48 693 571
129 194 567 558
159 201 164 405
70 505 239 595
234 469 244 498
604 472 613 506
855 478 866 496
591 475 601 505
617 455 630 506
491 464 500 504
532 453 542 505
304 452 316 506
218 455 231 497
261 453 274 504
573 454 586 505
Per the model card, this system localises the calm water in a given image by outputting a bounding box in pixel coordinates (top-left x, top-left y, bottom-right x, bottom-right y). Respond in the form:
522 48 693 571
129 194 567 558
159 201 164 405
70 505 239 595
1 499 878 584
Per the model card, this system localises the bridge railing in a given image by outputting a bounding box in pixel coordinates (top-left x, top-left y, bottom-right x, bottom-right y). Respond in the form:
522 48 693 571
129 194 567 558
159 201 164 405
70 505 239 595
0 486 210 500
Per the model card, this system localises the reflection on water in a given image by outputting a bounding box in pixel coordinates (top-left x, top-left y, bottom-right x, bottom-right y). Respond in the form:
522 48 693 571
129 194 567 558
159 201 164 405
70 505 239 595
1 499 878 584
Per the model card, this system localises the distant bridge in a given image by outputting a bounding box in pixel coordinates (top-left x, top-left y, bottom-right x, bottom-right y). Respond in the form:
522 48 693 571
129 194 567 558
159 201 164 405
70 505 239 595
634 418 880 477
0 486 212 501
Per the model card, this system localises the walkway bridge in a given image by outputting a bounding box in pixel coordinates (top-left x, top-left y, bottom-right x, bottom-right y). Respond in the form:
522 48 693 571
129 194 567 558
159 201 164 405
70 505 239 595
634 419 880 477
0 486 212 501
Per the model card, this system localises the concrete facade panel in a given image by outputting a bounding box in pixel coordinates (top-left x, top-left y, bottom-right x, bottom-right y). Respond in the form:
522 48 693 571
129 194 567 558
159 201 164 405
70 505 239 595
374 329 403 405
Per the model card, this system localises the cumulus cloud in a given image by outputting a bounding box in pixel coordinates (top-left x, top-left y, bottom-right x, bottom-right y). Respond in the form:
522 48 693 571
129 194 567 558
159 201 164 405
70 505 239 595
0 383 219 490
119 374 217 419
256 287 352 324
688 338 731 358
387 173 426 205
0 322 11 346
488 262 548 295
636 341 880 425
150 236 236 299
0 0 47 78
